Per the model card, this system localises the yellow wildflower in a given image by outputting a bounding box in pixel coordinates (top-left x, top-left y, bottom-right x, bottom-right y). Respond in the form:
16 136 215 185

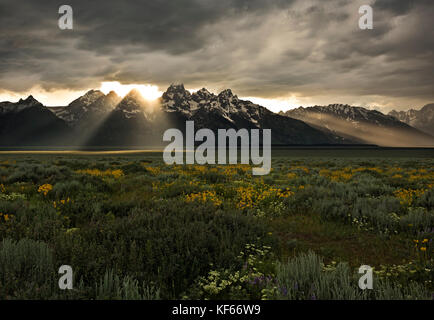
394 188 426 206
185 190 222 206
38 184 53 196
76 169 124 179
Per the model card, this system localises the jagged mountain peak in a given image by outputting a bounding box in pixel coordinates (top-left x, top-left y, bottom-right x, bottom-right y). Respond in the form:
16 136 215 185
18 95 41 106
83 89 105 98
165 83 190 96
114 89 155 120
49 89 121 126
218 89 235 98
69 90 105 107
118 89 145 107
217 89 239 107
0 95 43 115
197 87 211 94
163 83 191 100
115 89 144 109
167 83 186 91
195 87 212 96
161 85 272 129
192 88 215 102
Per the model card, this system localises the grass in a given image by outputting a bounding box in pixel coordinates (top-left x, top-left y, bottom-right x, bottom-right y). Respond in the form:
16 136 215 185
270 214 413 267
0 148 432 299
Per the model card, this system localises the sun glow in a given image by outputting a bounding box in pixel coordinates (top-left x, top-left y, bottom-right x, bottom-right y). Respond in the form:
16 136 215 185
242 96 302 113
99 81 163 101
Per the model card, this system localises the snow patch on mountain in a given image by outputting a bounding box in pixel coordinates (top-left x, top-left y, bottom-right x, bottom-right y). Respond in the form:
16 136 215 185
160 84 267 127
50 90 121 126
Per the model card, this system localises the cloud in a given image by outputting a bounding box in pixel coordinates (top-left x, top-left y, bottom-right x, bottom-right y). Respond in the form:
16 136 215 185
0 0 432 110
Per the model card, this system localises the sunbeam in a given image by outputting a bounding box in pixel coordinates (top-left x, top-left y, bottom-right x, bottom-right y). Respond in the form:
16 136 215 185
99 81 162 101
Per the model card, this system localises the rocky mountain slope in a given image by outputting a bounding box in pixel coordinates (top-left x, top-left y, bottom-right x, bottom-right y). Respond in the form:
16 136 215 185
389 104 434 136
0 96 72 146
280 104 434 147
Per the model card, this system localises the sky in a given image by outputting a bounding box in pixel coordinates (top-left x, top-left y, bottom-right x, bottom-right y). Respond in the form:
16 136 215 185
0 0 433 113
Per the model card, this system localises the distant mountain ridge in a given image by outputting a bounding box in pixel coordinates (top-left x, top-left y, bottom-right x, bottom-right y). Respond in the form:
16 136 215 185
388 104 434 137
0 96 72 146
280 104 434 147
0 86 432 147
0 95 42 114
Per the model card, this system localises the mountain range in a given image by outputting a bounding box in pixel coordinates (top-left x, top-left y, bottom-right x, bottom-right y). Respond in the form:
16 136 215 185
388 104 434 137
280 104 434 147
0 84 433 147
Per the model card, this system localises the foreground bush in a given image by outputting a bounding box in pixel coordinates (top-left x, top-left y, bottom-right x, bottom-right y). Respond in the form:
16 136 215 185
269 252 431 300
0 238 56 299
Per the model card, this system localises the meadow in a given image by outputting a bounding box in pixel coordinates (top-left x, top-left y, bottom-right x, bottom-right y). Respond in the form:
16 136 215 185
0 148 432 300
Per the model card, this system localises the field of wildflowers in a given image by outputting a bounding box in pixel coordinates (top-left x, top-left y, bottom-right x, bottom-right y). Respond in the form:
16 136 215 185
0 150 432 299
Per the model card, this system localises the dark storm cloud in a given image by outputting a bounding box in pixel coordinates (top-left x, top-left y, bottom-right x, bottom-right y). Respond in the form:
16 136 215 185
0 0 293 91
374 0 433 15
0 0 433 109
375 0 413 14
73 0 292 54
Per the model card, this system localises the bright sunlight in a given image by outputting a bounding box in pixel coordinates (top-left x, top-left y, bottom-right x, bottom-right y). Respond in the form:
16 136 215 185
99 81 163 101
